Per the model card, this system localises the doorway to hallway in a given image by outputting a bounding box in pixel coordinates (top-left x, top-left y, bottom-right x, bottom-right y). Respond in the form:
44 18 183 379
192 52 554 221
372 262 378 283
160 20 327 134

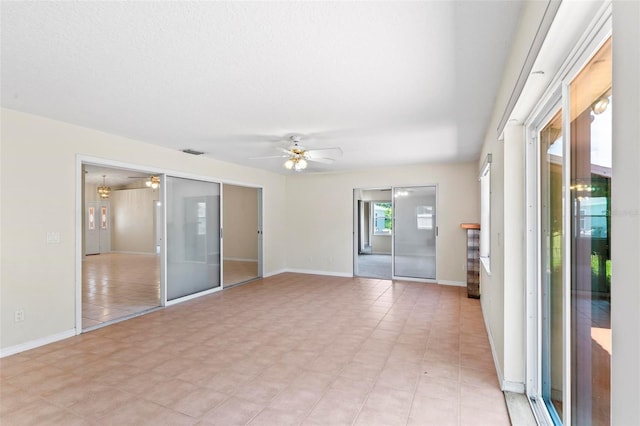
354 188 393 279
82 164 161 330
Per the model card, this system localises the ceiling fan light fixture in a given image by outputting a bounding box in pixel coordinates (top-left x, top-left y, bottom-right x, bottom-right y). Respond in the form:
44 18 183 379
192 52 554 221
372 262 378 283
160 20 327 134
147 176 160 189
284 157 308 172
591 95 609 115
284 159 294 170
295 158 308 171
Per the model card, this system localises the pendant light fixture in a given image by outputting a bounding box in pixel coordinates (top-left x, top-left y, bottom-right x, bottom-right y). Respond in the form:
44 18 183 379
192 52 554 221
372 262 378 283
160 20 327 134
97 175 111 199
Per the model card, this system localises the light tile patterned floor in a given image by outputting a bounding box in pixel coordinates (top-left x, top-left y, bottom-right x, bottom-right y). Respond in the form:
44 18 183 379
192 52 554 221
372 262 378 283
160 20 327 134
2 273 510 425
223 260 259 287
83 254 259 329
82 253 161 329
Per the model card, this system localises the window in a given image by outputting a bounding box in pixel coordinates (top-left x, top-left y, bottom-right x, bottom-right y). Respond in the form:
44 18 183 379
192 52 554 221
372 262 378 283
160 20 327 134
372 202 392 235
88 206 95 230
416 206 433 230
480 154 492 273
197 201 207 235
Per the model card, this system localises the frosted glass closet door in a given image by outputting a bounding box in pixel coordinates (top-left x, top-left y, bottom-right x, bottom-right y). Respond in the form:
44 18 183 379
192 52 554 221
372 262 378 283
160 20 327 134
166 177 221 301
393 186 437 279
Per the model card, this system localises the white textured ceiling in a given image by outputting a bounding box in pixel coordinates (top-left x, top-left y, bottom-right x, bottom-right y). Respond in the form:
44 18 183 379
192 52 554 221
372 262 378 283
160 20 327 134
1 1 523 174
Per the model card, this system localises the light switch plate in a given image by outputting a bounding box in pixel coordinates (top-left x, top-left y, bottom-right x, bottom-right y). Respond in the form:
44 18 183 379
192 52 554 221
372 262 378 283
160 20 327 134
46 231 60 244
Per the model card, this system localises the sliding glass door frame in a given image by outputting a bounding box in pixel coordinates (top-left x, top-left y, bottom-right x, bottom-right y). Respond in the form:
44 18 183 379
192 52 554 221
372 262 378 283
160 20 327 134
391 184 438 282
526 97 567 426
219 183 264 287
352 185 438 282
162 172 224 307
525 10 612 424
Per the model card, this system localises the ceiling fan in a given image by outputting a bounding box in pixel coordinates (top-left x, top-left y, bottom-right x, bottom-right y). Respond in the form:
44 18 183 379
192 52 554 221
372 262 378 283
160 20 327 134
255 135 343 172
128 175 160 188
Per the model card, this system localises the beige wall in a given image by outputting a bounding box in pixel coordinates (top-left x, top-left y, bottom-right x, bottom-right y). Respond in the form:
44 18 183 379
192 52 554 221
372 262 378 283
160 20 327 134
285 162 479 282
370 235 391 255
223 184 258 261
0 108 287 350
110 188 157 254
476 0 550 390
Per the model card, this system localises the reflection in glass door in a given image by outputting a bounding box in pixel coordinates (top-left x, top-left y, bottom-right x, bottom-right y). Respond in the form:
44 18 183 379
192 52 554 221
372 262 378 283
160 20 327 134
166 176 221 301
393 186 437 280
569 38 611 426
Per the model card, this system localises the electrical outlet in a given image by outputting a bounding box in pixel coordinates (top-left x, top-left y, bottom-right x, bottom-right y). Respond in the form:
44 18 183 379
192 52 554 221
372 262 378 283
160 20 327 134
14 309 25 322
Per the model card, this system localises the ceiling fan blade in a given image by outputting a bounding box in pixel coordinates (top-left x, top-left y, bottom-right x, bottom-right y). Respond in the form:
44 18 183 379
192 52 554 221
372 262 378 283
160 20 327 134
306 147 343 158
278 147 295 155
249 155 288 160
306 157 335 164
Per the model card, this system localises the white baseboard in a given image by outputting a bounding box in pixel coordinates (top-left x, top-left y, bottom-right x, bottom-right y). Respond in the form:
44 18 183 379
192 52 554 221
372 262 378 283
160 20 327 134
481 298 506 389
393 277 437 283
480 294 526 394
438 280 466 287
286 268 353 278
263 268 288 278
0 329 76 358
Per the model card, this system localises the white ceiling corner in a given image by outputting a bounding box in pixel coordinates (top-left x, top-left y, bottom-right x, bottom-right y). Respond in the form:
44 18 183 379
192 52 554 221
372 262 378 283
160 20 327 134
1 1 524 174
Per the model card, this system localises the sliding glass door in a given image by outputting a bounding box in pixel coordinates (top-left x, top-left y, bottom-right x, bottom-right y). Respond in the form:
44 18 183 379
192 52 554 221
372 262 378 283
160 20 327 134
529 36 611 426
166 176 221 301
539 109 564 422
569 38 611 426
393 186 437 280
222 184 262 287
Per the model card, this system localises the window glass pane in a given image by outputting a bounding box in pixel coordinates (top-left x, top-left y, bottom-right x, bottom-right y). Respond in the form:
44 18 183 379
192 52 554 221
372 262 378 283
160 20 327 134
373 202 392 235
416 206 433 230
540 109 564 422
569 38 611 426
88 206 95 230
480 167 491 260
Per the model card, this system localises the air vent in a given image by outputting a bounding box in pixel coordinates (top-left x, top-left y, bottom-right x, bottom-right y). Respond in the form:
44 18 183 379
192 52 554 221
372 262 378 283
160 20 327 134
181 149 205 156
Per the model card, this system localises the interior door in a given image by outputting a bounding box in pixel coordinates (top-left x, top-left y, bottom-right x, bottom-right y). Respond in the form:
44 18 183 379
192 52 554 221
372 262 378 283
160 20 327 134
85 202 100 255
393 185 437 280
85 201 110 254
98 203 111 252
166 176 221 301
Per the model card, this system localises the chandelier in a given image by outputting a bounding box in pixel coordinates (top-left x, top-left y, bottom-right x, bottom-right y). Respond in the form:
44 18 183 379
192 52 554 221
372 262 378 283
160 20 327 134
145 176 160 189
97 175 111 199
284 157 308 172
